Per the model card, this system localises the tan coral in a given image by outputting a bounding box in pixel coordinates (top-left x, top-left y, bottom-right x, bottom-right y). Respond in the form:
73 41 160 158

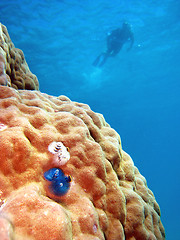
0 23 39 90
0 53 11 87
0 86 165 239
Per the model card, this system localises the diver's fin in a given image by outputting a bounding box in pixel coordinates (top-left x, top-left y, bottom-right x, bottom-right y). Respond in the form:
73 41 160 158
93 54 102 67
93 53 108 67
98 53 108 67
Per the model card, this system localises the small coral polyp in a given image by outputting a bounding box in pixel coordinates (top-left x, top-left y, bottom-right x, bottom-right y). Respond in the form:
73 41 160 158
48 141 70 165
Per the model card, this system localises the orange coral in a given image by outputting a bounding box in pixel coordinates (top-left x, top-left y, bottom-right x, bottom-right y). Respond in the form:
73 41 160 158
0 86 165 239
0 23 39 90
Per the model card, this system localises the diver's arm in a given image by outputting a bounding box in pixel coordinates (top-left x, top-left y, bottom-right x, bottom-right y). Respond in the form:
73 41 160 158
127 32 134 51
107 29 115 46
107 28 120 47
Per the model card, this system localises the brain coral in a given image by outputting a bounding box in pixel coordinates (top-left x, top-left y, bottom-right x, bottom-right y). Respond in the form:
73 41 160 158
0 23 39 90
0 86 165 240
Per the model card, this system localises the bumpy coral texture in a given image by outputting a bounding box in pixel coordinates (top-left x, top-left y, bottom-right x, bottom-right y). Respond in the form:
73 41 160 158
0 23 39 90
0 86 165 240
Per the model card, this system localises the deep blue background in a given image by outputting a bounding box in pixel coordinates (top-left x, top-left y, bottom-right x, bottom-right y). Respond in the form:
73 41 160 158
1 0 180 239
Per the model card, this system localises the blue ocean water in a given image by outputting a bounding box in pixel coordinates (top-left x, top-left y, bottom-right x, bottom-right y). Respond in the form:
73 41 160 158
1 0 180 239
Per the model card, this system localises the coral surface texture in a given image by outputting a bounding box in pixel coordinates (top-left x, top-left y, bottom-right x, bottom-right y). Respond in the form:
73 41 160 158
0 86 165 240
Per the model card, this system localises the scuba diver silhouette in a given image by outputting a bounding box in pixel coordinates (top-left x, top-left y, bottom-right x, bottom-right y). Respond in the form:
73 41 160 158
93 22 134 67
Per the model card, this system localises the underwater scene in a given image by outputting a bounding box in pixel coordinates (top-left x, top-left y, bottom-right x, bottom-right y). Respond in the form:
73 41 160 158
0 0 179 239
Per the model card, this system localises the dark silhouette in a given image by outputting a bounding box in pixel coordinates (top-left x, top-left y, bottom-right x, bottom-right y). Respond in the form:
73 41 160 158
93 22 134 67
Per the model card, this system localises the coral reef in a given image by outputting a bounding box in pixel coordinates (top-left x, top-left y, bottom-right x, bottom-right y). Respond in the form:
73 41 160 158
0 23 39 90
0 86 165 239
0 22 165 239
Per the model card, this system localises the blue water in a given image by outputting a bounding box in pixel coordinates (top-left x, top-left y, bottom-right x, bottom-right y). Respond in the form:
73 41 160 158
1 0 180 239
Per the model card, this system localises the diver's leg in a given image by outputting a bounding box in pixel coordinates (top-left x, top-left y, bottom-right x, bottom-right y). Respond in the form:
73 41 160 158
110 45 122 56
